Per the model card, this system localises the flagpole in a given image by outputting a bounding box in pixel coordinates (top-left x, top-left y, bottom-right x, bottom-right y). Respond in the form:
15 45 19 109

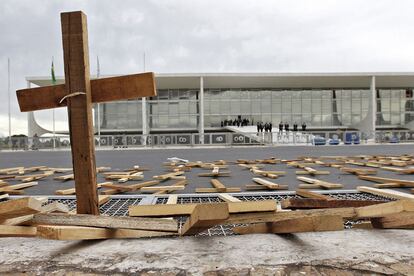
52 57 56 149
97 56 101 147
7 58 11 147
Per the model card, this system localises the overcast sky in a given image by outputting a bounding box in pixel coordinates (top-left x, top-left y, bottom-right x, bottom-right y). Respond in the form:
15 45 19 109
1 0 414 136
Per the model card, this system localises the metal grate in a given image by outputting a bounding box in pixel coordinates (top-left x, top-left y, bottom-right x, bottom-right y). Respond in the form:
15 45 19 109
41 192 392 237
47 198 142 216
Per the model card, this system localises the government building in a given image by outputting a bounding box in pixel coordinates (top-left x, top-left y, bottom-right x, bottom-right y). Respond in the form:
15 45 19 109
26 72 414 138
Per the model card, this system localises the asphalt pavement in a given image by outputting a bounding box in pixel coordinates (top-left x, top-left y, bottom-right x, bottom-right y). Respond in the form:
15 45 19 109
0 144 413 195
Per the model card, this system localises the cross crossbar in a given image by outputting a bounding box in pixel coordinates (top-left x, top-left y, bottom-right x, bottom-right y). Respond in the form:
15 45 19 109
17 72 156 112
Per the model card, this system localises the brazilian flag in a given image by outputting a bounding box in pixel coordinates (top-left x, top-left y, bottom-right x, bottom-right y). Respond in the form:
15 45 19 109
51 60 56 85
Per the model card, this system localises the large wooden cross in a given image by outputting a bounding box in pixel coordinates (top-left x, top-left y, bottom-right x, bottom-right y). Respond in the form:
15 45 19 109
16 11 156 215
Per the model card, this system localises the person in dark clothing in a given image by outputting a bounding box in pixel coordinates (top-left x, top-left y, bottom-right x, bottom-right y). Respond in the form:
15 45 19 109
293 122 298 132
279 122 283 132
257 122 260 134
284 122 288 131
302 122 307 131
221 121 224 127
269 123 272 132
260 122 264 132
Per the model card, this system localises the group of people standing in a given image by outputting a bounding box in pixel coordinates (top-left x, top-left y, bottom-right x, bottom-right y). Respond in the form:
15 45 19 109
278 122 307 132
256 122 273 133
221 117 250 127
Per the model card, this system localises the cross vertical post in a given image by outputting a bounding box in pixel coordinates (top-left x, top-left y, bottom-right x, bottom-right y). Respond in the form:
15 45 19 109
61 11 99 215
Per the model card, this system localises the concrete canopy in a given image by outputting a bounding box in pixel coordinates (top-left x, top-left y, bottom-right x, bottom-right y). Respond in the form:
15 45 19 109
27 72 414 90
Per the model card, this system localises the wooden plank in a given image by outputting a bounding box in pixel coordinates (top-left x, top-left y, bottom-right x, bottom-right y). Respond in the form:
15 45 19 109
252 178 284 189
101 180 160 195
281 198 387 209
41 202 70 214
53 174 74 181
295 189 333 200
225 207 357 224
218 194 241 202
195 187 242 193
16 72 156 112
61 11 98 215
210 179 226 192
166 195 178 205
372 183 403 189
0 182 38 193
233 215 344 234
36 225 175 240
129 204 197 217
140 186 185 192
180 203 229 235
0 214 34 226
245 184 288 191
153 180 188 195
357 186 414 200
297 177 343 189
55 182 107 195
370 212 414 229
31 213 178 232
355 200 414 218
0 225 37 237
227 200 277 213
340 167 377 175
0 197 43 220
358 175 414 187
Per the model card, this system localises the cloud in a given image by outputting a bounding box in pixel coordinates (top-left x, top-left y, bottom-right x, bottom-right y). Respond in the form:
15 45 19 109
1 0 414 135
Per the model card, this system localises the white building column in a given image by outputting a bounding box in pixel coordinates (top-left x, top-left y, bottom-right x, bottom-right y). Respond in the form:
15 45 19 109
199 76 204 144
369 76 377 134
350 76 376 139
142 97 148 145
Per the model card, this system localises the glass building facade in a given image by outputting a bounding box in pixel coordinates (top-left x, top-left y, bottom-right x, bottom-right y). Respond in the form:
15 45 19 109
95 87 413 132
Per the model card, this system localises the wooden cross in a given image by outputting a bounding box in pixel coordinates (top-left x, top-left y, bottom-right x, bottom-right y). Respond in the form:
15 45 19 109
16 11 156 215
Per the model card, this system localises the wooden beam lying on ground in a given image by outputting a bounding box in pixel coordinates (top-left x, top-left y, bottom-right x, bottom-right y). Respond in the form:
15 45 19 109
101 180 160 195
357 186 414 200
252 178 288 190
198 166 231 177
0 182 38 194
358 175 414 187
297 176 343 189
281 198 387 209
225 207 357 224
129 203 196 217
152 180 188 195
31 213 178 232
0 197 43 220
295 189 333 200
296 166 330 176
153 171 185 181
55 182 108 195
355 200 414 218
233 215 344 234
195 179 242 193
180 203 229 235
130 200 277 217
15 171 54 182
370 212 414 229
251 168 285 179
340 167 377 175
0 225 37 237
141 186 185 192
37 225 175 240
195 188 242 193
53 174 74 181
